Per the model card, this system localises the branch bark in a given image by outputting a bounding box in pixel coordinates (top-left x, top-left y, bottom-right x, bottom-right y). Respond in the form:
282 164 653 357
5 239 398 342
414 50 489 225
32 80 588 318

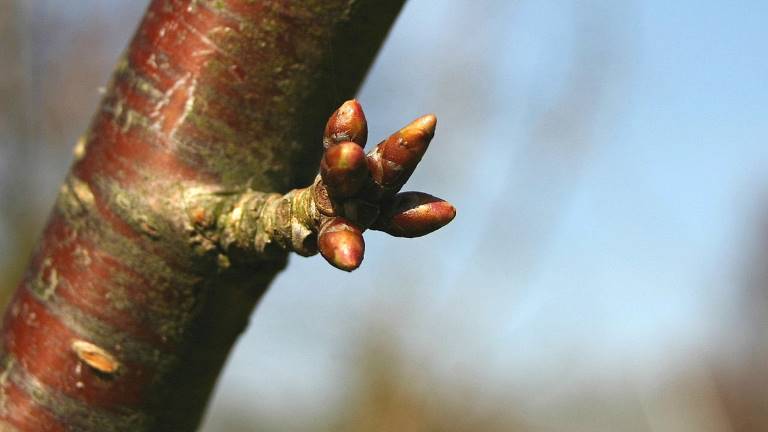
0 1 454 430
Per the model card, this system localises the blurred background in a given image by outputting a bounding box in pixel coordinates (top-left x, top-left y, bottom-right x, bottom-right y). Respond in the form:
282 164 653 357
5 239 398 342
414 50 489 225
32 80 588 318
3 0 768 430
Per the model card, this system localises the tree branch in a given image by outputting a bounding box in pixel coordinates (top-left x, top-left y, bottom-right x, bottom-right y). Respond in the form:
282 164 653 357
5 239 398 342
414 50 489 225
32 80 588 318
0 1 455 430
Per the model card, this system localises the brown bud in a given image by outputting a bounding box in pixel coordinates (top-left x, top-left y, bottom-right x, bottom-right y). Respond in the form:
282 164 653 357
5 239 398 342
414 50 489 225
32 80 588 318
324 100 368 148
368 114 436 190
318 218 365 271
341 198 380 230
374 192 455 238
320 141 369 198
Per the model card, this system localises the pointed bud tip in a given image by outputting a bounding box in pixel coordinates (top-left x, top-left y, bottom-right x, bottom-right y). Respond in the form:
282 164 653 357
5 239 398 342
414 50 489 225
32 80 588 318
432 200 457 222
340 99 363 112
324 231 364 271
332 141 367 169
407 114 437 136
319 220 365 271
333 246 364 271
324 100 368 147
375 116 437 189
396 200 455 236
321 142 369 198
378 192 456 238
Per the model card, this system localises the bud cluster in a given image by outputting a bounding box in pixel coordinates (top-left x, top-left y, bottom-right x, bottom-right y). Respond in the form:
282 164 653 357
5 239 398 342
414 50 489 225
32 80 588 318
313 100 455 271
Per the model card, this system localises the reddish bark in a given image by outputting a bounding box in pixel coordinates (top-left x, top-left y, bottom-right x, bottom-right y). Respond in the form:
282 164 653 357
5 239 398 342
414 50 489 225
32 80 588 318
0 1 405 430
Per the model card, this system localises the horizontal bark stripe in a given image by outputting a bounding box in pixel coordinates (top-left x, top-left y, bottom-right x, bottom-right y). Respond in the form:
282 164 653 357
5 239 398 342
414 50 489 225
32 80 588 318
0 353 150 431
76 112 202 185
56 175 207 290
3 289 156 410
129 1 242 91
0 371 64 432
216 0 264 18
25 212 174 350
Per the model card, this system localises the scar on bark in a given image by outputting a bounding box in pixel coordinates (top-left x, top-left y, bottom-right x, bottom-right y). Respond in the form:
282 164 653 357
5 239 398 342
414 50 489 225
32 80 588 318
71 340 120 375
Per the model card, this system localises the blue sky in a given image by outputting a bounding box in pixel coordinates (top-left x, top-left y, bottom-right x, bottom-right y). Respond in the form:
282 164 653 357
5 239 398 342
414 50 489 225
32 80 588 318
203 0 768 427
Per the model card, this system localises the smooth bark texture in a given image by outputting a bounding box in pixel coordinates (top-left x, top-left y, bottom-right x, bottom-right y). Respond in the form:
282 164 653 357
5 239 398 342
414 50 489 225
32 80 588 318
0 1 405 430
